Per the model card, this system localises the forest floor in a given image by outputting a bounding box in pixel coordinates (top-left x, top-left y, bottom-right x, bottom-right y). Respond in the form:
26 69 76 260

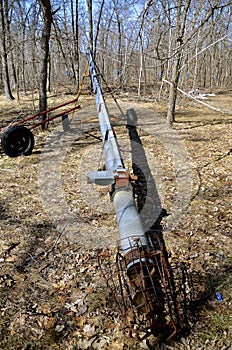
0 86 231 349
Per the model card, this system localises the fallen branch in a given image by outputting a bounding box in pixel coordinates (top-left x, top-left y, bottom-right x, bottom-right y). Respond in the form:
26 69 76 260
179 34 230 73
162 78 227 114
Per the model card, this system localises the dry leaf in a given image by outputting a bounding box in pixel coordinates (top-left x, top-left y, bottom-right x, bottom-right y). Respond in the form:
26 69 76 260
36 305 51 315
83 324 96 338
55 324 65 332
44 316 56 330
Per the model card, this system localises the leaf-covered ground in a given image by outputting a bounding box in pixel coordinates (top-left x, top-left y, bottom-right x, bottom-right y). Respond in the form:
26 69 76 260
0 89 231 349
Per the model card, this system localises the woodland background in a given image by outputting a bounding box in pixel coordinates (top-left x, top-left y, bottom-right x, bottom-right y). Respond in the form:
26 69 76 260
0 0 232 122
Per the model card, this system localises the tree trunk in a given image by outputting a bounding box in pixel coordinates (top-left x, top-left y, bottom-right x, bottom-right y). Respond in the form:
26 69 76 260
4 0 17 90
113 0 123 86
166 53 181 125
86 0 93 51
71 0 79 88
39 0 52 130
166 0 191 126
93 0 104 58
0 0 14 101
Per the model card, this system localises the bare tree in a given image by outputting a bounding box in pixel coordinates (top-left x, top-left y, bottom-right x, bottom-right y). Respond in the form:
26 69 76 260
71 0 80 88
166 0 191 125
38 0 52 129
166 0 232 125
0 0 14 100
86 0 93 50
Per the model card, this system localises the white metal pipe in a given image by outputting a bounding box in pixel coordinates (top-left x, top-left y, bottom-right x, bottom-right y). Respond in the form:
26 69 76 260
86 49 151 269
86 49 123 172
113 190 148 254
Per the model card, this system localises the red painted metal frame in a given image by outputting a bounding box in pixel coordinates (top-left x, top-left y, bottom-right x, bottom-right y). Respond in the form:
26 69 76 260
29 105 81 129
11 98 79 128
0 98 80 133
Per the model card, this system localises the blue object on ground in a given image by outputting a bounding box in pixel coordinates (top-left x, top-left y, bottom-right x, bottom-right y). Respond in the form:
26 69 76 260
215 292 223 301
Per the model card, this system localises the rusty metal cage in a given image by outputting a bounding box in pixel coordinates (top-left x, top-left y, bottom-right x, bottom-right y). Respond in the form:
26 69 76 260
97 235 193 340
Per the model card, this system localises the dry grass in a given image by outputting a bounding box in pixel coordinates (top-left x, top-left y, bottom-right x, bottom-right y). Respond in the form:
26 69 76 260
0 88 231 349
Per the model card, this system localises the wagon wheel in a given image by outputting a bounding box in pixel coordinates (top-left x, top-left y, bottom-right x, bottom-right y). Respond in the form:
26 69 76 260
1 125 34 157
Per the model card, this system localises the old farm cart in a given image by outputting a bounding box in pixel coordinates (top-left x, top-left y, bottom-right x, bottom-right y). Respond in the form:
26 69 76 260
86 49 183 339
0 98 81 157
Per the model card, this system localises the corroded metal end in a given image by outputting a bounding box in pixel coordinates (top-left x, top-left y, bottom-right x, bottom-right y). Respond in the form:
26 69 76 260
98 236 185 340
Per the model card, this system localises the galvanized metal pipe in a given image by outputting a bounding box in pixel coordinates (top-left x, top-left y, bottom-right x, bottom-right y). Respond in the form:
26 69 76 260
86 49 152 269
113 190 147 254
86 49 124 173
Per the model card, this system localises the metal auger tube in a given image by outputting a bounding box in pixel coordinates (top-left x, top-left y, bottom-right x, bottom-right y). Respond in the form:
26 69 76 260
113 190 147 253
86 49 123 173
86 49 152 271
